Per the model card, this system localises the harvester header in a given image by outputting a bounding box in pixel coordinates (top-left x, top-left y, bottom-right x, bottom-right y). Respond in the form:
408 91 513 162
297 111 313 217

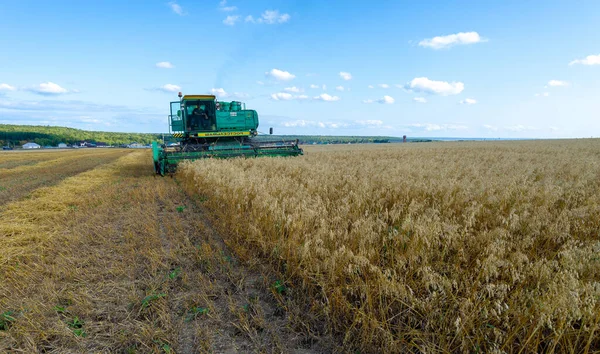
152 93 303 175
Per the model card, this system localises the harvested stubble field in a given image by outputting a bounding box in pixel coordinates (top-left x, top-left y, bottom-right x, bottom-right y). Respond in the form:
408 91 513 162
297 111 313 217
0 148 330 353
0 140 599 353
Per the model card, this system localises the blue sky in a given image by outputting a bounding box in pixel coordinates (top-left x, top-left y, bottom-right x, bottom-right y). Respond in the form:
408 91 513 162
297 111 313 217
1 0 599 138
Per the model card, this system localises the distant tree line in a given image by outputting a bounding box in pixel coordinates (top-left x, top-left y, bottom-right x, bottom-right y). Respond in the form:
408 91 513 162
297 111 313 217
0 124 429 148
0 124 162 147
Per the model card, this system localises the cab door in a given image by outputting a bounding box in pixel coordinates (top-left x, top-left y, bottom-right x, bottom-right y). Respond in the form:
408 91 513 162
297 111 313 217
169 101 184 132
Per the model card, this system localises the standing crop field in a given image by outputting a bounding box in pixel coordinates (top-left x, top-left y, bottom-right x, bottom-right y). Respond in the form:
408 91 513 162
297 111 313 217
179 140 600 353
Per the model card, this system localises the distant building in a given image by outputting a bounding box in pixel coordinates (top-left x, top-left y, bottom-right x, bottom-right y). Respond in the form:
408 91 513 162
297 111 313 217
22 142 41 149
58 143 68 148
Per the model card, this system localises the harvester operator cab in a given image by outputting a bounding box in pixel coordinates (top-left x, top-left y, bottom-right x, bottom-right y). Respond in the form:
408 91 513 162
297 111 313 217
191 104 210 130
168 94 262 139
184 100 216 132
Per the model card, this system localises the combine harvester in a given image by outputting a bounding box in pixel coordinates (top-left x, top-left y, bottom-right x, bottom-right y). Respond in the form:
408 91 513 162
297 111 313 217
152 92 303 175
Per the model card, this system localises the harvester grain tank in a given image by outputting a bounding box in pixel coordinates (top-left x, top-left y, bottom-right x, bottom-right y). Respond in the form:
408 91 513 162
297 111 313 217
152 93 303 175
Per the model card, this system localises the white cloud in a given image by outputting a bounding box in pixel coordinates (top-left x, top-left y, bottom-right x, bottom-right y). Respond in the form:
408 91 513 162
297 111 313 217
284 86 303 93
269 92 308 101
160 84 181 93
0 100 164 131
363 95 394 104
309 84 319 89
569 54 600 66
339 72 352 80
0 83 16 91
534 92 550 97
483 124 498 131
223 15 240 26
282 120 312 127
211 88 227 96
322 84 327 90
247 10 290 24
313 93 340 102
169 1 185 15
335 85 345 91
256 81 264 85
210 88 249 99
505 125 537 132
218 1 237 11
265 68 296 81
547 80 569 87
405 77 464 95
378 84 389 88
419 31 486 50
29 82 70 95
156 61 174 69
328 123 347 128
460 98 477 105
413 97 427 103
549 126 559 132
261 10 290 24
379 95 394 104
79 116 101 124
408 123 468 131
368 85 374 89
0 99 127 112
270 92 294 101
356 120 383 126
281 119 348 129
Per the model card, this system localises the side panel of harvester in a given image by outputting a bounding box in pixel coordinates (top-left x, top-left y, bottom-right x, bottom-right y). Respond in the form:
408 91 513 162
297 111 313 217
215 108 259 132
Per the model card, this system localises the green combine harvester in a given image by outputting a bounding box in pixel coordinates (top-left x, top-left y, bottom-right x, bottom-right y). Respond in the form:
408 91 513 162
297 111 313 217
152 92 303 175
